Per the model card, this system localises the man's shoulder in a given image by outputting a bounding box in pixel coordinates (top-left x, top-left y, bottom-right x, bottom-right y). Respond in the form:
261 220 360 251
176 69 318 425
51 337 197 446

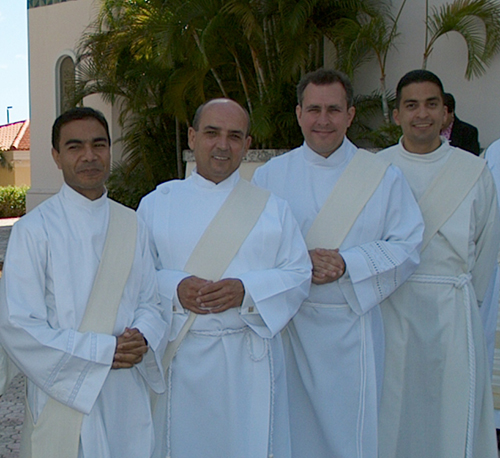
139 179 183 204
453 117 478 134
257 146 302 170
450 145 485 166
375 144 400 161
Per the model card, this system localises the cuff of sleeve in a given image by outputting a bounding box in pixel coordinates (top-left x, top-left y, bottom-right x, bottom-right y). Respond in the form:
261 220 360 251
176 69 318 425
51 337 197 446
340 248 372 283
136 348 166 394
240 290 258 315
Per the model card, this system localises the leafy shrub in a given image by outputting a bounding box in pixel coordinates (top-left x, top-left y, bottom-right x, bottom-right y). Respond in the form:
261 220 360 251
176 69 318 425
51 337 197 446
107 162 156 210
0 186 29 218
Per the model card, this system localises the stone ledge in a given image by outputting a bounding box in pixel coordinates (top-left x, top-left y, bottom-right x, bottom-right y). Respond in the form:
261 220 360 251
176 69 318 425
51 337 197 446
183 149 288 163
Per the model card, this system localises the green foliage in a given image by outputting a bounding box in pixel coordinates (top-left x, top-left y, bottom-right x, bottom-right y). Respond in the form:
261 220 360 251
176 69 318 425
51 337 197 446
424 0 500 78
0 186 29 218
74 0 500 178
106 162 156 209
349 92 401 149
75 0 380 177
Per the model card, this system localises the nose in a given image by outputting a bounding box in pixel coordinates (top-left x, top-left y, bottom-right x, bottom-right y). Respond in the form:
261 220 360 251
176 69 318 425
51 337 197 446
82 143 98 161
217 134 229 150
317 108 330 125
415 104 429 118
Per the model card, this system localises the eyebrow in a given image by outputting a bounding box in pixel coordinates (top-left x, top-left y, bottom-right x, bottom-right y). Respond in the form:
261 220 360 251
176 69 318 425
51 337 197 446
203 125 245 136
64 137 109 146
305 103 342 110
403 96 440 104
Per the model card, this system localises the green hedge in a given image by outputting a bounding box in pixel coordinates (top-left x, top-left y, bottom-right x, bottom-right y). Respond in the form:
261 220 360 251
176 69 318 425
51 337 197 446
0 186 29 218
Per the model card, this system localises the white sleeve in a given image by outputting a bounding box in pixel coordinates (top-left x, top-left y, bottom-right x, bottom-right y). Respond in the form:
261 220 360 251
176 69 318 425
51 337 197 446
338 166 424 315
0 219 116 415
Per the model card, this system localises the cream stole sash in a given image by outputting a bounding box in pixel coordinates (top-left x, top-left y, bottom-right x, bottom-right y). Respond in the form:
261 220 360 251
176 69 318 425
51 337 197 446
21 200 137 458
161 179 270 372
306 149 389 249
418 151 485 252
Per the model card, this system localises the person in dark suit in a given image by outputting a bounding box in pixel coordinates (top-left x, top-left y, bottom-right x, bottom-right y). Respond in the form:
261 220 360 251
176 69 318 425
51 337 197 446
440 92 480 155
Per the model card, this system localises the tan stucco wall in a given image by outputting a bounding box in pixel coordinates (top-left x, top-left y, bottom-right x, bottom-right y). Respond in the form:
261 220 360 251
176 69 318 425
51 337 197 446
0 151 31 187
27 0 121 211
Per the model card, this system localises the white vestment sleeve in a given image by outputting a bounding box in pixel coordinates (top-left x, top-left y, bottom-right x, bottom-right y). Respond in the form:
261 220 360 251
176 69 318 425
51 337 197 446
472 168 500 303
0 221 116 415
238 201 311 338
129 220 168 394
338 166 424 315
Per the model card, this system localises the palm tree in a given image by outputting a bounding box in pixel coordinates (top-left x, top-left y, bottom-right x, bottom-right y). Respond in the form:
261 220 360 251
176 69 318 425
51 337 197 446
423 0 500 79
327 0 406 123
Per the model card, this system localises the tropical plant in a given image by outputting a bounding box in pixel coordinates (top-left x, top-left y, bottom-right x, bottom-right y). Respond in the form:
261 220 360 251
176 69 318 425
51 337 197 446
328 0 406 123
423 0 500 78
76 0 382 182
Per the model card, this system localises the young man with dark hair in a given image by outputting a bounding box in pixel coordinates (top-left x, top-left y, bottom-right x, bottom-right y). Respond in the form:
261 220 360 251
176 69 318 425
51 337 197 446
253 68 424 458
0 107 167 458
378 69 499 458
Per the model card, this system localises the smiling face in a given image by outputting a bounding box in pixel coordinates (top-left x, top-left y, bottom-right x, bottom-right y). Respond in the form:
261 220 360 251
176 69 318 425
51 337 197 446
393 81 446 154
52 118 111 200
188 100 251 184
296 82 355 158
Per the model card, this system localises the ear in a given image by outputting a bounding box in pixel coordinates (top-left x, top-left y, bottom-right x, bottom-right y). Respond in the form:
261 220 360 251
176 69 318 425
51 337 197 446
347 106 356 127
244 135 252 152
393 108 401 126
51 148 62 170
295 104 302 123
187 127 196 151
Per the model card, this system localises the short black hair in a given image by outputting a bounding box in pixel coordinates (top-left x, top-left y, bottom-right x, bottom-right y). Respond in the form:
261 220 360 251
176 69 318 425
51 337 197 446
296 68 354 107
192 99 251 136
443 93 456 114
52 107 111 152
395 69 444 108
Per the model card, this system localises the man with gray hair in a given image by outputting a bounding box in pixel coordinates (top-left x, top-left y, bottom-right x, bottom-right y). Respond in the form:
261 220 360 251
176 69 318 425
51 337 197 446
253 68 424 457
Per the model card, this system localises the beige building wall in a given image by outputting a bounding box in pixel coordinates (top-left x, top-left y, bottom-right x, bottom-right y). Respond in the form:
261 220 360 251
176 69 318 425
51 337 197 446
27 0 121 211
330 0 500 150
0 151 31 187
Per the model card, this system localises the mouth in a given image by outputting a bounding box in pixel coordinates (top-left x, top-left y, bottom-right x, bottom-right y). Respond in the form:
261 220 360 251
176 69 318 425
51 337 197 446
212 155 230 161
77 167 104 176
412 122 433 129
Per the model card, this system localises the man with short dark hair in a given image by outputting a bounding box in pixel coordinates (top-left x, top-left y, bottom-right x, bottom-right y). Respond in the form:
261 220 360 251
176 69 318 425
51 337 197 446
139 98 311 458
440 92 480 155
253 68 424 458
378 69 499 458
0 107 167 458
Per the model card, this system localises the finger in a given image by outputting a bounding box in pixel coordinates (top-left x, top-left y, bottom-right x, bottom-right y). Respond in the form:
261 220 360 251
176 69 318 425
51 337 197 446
117 341 148 352
181 302 211 315
114 352 144 364
112 361 134 369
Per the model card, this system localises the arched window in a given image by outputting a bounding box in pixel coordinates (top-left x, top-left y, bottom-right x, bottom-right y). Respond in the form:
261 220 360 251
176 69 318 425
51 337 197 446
58 55 75 115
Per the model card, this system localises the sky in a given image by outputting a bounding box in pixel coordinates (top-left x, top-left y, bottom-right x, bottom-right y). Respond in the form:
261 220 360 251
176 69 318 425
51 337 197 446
0 0 29 125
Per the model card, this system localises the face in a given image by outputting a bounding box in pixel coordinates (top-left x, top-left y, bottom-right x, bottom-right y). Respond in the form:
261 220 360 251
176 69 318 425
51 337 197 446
393 81 446 154
52 118 111 200
296 82 355 157
188 100 251 184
